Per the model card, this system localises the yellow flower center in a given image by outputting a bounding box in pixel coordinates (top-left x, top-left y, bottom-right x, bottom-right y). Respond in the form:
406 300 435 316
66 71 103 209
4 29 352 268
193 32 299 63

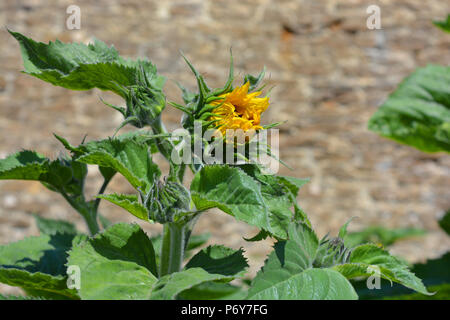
209 82 269 136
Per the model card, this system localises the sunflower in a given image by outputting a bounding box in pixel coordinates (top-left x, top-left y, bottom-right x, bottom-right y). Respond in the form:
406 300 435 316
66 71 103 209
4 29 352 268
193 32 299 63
209 82 269 136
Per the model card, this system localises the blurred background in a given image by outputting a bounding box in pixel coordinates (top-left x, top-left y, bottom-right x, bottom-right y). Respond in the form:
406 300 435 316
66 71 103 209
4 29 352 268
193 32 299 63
0 0 449 294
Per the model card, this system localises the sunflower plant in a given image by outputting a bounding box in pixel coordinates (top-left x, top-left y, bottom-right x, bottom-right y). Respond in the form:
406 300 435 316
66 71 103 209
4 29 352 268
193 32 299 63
0 31 431 300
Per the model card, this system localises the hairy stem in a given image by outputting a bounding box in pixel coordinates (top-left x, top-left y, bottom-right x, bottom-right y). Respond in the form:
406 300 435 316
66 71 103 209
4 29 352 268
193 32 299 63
160 222 186 276
82 210 100 236
177 164 187 184
61 191 99 236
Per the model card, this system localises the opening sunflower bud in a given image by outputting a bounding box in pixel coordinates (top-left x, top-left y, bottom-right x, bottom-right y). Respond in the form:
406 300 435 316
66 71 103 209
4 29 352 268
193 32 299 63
209 81 269 136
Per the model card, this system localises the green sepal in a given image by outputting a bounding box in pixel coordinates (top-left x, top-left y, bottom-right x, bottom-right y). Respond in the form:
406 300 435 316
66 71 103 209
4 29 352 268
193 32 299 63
243 66 266 92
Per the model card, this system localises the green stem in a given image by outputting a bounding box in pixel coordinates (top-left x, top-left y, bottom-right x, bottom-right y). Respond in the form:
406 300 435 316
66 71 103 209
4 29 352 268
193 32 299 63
82 210 100 236
151 117 187 184
93 177 112 212
160 222 186 276
177 164 186 184
151 113 197 276
61 191 99 236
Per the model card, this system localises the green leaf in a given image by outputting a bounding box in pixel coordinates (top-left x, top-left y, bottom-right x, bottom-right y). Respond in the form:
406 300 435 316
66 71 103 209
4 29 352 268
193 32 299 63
0 233 82 299
70 223 157 275
67 223 158 299
0 150 48 179
368 64 450 153
247 223 358 300
57 136 160 193
433 14 450 33
77 146 159 194
9 30 165 98
0 150 93 224
114 130 160 153
394 253 449 300
258 174 310 232
97 194 150 222
178 282 247 300
0 151 85 193
0 233 77 276
353 251 450 299
72 258 156 300
383 283 450 300
333 244 431 295
150 268 234 300
10 31 167 131
191 165 273 233
344 226 426 247
240 164 311 229
438 210 450 236
99 166 116 181
276 175 310 196
73 259 156 300
249 268 357 300
185 245 248 277
33 214 78 235
191 165 303 239
0 269 77 300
